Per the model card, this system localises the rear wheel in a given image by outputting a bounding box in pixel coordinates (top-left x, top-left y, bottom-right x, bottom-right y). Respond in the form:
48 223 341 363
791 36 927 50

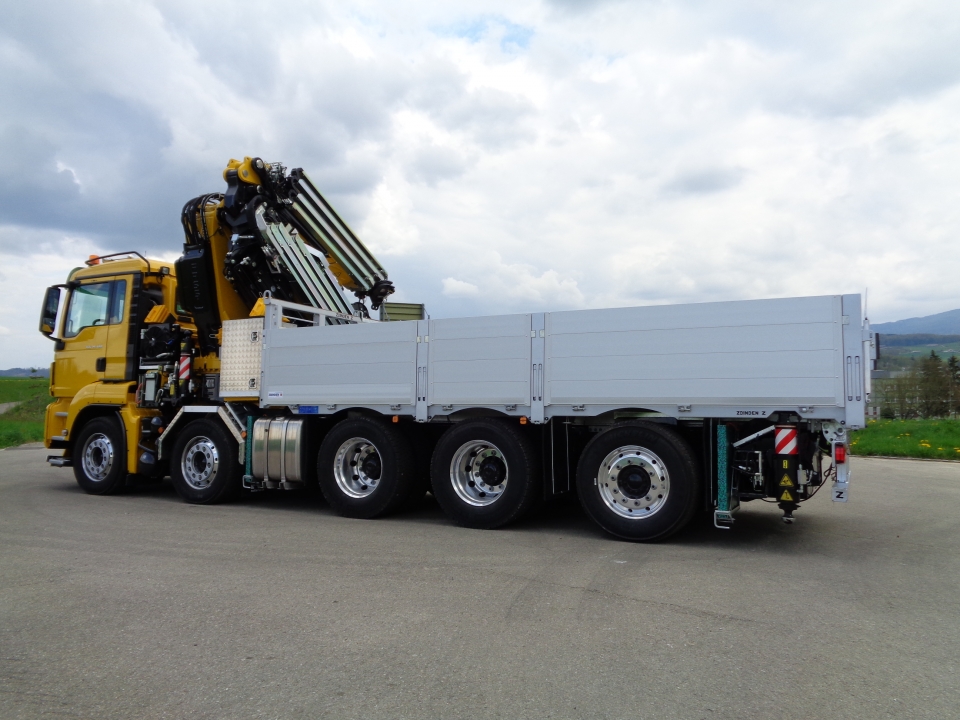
73 417 126 495
170 419 241 504
317 416 415 518
576 423 700 542
430 419 540 529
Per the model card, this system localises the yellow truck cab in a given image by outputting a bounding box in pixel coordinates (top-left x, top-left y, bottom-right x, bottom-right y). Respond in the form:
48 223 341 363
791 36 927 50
39 253 182 491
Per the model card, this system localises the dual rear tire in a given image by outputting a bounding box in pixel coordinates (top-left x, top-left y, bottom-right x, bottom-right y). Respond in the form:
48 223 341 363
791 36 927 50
429 419 540 529
316 416 415 518
316 417 698 540
314 416 542 529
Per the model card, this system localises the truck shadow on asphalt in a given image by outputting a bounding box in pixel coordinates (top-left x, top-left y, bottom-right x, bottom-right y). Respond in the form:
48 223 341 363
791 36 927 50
49 473 834 551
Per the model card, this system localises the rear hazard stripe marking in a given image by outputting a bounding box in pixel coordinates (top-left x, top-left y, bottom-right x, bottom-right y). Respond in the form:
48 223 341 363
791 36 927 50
775 427 798 455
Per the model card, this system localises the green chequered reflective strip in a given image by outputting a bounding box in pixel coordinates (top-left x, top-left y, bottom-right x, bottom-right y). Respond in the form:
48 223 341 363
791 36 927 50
717 424 729 512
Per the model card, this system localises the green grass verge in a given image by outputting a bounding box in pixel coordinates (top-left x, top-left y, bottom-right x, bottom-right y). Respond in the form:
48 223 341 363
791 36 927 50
0 378 49 449
0 420 45 449
850 418 960 460
0 377 49 404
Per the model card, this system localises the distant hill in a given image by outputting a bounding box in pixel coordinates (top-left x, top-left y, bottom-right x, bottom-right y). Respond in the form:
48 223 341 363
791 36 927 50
878 333 960 347
872 309 960 335
0 368 50 378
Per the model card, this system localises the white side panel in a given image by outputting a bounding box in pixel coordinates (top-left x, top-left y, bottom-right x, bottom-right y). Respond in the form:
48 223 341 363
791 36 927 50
531 313 545 423
545 296 843 408
428 314 531 406
253 294 856 422
415 319 429 421
261 319 418 407
841 294 866 428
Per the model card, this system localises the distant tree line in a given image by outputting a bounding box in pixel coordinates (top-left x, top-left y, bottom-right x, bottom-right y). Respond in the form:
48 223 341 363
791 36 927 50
874 351 960 418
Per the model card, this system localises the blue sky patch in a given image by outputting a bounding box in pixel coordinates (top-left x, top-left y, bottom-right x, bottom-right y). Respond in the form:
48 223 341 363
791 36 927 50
434 16 534 51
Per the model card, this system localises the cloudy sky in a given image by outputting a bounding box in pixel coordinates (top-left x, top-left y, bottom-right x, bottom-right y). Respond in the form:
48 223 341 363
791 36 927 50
2 0 959 368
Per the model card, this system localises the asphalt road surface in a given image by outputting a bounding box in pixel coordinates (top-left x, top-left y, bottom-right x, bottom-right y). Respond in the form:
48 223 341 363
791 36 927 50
1 445 958 720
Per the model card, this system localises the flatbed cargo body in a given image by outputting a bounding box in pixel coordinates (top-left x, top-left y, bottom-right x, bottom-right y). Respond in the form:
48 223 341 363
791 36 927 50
252 293 866 429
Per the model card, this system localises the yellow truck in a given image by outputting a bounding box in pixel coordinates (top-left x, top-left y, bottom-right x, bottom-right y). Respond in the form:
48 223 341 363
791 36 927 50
39 157 867 541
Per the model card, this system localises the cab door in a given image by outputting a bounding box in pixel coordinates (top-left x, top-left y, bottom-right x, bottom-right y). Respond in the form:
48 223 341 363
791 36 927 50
104 278 131 380
53 278 129 396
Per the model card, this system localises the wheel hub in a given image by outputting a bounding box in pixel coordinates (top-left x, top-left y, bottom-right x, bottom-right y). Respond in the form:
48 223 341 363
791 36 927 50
450 440 508 507
334 438 382 498
360 453 382 480
616 464 652 499
598 445 670 519
181 437 219 490
478 456 506 486
82 433 114 482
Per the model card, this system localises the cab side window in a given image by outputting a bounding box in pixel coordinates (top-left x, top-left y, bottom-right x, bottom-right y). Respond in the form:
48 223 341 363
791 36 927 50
64 280 127 338
108 279 127 325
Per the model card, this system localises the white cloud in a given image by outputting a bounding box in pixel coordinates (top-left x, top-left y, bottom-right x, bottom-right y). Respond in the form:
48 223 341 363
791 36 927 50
0 0 958 373
360 174 423 256
442 278 480 297
438 252 584 312
0 228 104 368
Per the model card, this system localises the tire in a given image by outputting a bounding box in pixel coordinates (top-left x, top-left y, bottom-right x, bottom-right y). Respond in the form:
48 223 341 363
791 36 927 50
72 417 126 495
576 422 701 542
317 416 415 519
170 419 242 504
430 419 540 529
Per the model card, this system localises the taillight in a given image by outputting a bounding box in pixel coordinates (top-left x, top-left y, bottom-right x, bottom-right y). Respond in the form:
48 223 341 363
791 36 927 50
834 444 847 464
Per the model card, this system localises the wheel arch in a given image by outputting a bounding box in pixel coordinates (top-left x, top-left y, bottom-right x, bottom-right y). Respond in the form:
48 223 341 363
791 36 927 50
158 407 245 466
445 407 511 422
69 404 124 455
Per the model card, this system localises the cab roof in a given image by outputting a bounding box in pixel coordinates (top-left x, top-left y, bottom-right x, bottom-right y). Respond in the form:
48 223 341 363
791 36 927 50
68 252 175 282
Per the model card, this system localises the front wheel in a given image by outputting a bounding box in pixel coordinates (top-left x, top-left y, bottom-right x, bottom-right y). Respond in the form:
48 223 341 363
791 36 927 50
576 423 700 542
170 419 241 504
73 417 126 495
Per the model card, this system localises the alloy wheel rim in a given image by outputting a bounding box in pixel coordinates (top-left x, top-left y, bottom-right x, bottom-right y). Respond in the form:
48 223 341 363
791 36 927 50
597 445 670 519
181 437 220 490
334 437 382 499
450 440 508 507
82 433 114 482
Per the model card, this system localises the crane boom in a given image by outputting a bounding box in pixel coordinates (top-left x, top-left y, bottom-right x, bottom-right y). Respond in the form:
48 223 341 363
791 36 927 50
176 157 394 349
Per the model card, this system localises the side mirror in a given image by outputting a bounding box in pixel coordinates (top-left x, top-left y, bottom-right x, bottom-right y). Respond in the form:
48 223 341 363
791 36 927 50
39 286 62 338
